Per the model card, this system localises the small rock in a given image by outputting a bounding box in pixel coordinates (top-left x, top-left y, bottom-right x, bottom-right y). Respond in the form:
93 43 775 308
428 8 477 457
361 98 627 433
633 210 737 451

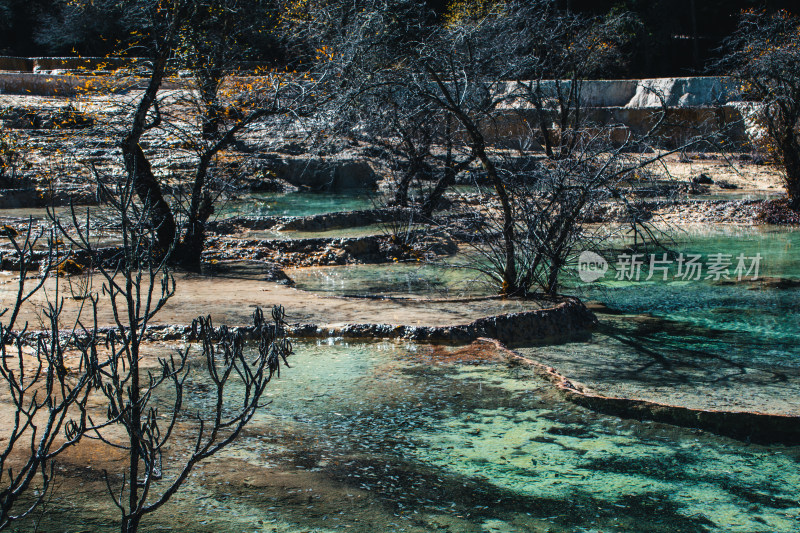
717 180 738 190
277 142 307 155
264 264 294 285
692 173 713 185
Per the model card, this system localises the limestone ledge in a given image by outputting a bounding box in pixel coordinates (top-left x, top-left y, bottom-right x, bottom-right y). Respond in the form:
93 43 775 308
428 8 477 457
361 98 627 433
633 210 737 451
288 298 596 343
210 208 414 234
0 187 98 209
18 299 800 443
486 338 800 445
86 298 596 345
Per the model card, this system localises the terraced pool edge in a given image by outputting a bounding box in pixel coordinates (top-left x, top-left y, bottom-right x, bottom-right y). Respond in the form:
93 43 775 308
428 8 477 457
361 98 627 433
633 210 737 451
25 297 595 344
482 337 800 445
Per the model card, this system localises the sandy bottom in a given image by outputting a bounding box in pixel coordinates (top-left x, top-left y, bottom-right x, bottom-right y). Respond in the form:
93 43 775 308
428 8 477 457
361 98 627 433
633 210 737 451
662 154 785 193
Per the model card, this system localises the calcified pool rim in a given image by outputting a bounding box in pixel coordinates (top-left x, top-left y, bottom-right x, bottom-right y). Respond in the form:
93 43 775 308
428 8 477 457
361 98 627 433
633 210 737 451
87 297 596 346
479 338 800 445
34 294 798 445
17 336 800 533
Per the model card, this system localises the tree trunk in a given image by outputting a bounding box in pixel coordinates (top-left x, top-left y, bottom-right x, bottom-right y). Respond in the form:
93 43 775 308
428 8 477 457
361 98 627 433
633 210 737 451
782 138 800 210
422 154 475 218
426 68 518 295
422 166 455 217
472 143 518 296
393 166 417 207
197 67 225 141
452 111 518 294
122 516 141 533
546 257 562 296
392 134 427 207
124 277 142 533
202 110 222 141
422 120 457 217
175 150 216 270
174 103 265 270
177 193 214 271
122 142 177 253
531 83 555 159
120 51 177 254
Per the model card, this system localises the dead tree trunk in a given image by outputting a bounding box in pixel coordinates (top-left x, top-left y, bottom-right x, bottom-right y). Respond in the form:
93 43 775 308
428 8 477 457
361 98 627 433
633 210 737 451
779 130 800 210
427 69 519 295
120 52 177 254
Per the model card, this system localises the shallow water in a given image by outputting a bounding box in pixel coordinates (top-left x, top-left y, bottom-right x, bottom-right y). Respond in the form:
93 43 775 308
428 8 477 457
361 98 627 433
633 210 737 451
692 191 783 201
290 226 799 320
238 223 425 241
517 313 800 414
0 205 109 221
287 226 800 414
217 191 377 218
517 225 800 413
572 226 800 350
4 213 797 530
289 261 493 298
292 226 798 339
25 340 800 532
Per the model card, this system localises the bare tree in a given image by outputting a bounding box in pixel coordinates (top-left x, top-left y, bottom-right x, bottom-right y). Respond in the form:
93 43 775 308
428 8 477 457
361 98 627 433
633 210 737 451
49 155 293 532
305 1 453 214
0 225 102 529
333 0 543 294
719 8 800 210
454 125 682 296
506 2 630 159
332 0 701 296
55 0 325 270
13 5 304 525
0 132 27 189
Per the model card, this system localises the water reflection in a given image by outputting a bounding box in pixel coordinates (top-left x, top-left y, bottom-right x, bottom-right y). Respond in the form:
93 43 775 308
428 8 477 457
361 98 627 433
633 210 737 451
289 262 492 298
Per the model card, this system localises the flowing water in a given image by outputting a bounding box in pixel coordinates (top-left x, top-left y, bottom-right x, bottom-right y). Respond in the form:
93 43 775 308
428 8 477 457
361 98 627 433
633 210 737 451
24 340 800 532
238 223 427 241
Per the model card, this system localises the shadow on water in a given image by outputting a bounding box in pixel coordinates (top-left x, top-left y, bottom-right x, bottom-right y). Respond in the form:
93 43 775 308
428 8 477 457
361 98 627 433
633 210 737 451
245 343 800 532
205 352 723 532
517 309 800 416
18 341 800 532
529 226 800 412
596 316 752 384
